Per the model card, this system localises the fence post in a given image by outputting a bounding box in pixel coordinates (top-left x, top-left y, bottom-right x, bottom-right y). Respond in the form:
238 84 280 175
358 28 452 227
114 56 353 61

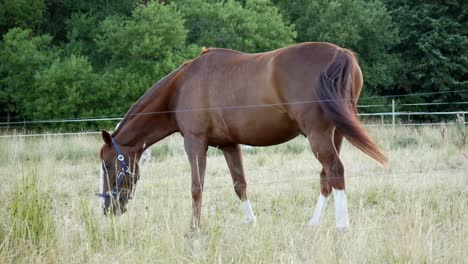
460 111 466 127
392 98 395 130
381 113 384 128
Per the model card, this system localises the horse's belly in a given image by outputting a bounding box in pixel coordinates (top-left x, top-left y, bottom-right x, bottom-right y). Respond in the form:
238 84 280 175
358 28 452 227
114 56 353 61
221 109 300 146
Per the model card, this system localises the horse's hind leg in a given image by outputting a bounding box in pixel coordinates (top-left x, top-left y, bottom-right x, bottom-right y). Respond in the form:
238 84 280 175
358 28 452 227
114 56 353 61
315 130 345 194
307 129 349 231
330 130 349 231
222 144 256 224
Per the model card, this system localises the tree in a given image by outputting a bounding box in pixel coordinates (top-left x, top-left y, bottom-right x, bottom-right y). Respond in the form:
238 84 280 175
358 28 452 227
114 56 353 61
384 0 468 112
41 0 137 44
94 1 197 114
175 0 296 52
0 0 45 36
0 28 56 118
63 0 138 59
31 55 100 122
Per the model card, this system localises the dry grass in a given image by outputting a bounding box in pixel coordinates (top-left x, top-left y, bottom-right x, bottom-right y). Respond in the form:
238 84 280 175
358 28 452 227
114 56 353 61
0 126 466 263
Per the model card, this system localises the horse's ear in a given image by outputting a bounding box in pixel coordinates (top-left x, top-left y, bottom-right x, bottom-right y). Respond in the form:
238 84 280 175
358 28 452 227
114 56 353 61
101 130 112 145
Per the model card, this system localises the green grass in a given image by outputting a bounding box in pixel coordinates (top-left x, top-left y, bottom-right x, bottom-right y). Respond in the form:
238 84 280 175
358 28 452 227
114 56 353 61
2 171 56 262
80 199 100 250
0 126 466 263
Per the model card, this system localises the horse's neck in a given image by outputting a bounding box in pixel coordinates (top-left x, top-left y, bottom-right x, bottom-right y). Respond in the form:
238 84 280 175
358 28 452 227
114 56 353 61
113 70 180 149
114 112 177 150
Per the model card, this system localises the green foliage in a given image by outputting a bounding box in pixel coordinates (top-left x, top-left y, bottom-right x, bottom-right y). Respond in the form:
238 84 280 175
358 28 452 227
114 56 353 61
64 12 101 57
0 27 56 116
384 0 468 112
41 0 137 44
176 0 296 52
94 2 195 114
31 55 100 121
0 0 45 34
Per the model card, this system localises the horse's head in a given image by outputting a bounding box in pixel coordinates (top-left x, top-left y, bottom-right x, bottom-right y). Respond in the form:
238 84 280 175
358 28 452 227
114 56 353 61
98 130 141 215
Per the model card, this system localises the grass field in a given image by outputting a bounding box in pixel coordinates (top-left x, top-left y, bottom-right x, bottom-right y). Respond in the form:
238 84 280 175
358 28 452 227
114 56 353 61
0 125 466 263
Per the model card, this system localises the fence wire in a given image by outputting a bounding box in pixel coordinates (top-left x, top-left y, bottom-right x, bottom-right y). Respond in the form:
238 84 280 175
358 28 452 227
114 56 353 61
1 121 467 138
0 89 467 125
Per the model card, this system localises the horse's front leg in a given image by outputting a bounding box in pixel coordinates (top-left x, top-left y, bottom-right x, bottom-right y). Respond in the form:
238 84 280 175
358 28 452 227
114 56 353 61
184 136 208 230
222 144 256 225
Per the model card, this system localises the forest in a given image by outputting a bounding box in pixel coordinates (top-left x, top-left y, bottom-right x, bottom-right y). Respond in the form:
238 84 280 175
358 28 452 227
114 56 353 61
0 0 466 129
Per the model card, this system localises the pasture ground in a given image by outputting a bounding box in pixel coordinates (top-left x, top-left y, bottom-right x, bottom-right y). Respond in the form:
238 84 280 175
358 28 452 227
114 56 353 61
0 126 466 263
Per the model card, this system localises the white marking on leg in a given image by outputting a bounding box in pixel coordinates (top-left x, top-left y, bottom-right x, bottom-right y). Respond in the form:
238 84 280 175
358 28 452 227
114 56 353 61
334 189 350 231
99 165 105 208
308 193 329 226
242 200 256 224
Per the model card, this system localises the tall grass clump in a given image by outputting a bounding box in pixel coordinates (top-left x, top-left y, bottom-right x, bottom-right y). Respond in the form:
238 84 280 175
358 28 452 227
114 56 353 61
80 200 100 250
7 174 56 251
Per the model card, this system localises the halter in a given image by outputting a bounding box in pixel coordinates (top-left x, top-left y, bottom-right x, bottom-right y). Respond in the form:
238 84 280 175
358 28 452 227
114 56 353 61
97 138 133 200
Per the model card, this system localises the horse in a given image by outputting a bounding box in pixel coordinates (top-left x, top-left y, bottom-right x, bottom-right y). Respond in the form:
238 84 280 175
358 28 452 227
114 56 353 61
98 42 387 231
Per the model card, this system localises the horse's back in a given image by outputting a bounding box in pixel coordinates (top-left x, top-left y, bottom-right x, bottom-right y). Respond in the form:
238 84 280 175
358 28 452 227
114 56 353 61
181 42 341 103
172 43 349 146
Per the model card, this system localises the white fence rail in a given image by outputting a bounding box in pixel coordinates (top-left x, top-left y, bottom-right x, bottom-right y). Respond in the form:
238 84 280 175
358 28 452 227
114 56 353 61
360 111 467 128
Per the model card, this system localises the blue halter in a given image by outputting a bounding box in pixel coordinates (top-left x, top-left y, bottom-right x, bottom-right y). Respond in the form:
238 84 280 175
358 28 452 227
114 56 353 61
97 138 132 199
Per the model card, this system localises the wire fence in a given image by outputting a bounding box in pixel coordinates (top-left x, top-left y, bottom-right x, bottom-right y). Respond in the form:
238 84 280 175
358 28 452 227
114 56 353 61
0 89 466 137
1 119 466 138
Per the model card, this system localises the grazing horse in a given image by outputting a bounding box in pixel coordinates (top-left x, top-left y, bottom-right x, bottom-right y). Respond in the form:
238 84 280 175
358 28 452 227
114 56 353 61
98 42 387 230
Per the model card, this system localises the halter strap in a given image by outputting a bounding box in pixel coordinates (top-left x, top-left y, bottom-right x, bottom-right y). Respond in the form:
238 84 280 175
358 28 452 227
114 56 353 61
112 138 130 186
96 138 132 199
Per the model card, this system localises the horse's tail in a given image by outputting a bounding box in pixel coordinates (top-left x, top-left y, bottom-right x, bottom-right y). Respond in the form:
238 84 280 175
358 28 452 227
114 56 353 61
316 49 387 165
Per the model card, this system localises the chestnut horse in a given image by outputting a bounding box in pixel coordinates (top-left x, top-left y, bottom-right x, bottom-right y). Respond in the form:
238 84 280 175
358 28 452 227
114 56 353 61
98 42 387 231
